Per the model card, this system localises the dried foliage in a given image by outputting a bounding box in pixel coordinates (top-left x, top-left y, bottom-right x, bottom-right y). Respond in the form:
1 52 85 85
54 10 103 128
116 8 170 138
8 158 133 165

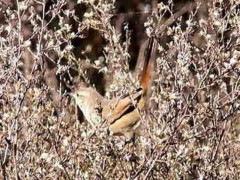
0 0 240 179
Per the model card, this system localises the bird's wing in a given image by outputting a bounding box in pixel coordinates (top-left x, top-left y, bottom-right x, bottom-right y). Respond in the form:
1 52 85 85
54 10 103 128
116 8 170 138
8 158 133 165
108 108 141 135
104 89 142 125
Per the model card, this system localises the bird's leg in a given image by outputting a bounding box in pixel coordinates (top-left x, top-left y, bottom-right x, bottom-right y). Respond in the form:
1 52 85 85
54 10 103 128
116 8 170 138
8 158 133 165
124 133 136 146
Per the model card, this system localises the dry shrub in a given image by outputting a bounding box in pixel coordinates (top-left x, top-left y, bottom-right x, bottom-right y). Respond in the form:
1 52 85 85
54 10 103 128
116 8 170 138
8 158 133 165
0 0 239 179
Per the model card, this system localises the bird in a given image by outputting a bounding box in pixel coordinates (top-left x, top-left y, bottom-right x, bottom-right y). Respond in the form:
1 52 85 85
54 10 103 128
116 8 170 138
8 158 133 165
70 37 157 141
70 85 105 127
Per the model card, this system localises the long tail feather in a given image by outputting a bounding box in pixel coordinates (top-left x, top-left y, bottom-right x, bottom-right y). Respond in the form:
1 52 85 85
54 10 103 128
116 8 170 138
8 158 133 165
140 37 157 95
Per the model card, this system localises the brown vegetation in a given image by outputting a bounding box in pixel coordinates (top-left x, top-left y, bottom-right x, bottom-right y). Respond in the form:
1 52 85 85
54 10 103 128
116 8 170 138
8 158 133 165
0 0 239 179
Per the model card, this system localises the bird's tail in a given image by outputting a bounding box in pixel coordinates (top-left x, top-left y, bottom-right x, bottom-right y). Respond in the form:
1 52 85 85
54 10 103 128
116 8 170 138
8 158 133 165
140 37 157 95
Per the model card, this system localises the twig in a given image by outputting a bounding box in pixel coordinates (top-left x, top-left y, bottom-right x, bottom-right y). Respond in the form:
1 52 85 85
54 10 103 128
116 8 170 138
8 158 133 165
156 2 198 36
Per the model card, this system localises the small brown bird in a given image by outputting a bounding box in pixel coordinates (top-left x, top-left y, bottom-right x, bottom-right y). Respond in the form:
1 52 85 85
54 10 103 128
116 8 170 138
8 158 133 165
70 86 105 127
71 37 157 140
